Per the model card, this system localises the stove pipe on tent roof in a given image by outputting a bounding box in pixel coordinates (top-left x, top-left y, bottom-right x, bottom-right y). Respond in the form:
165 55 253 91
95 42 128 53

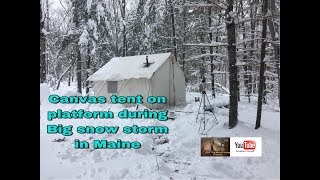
146 55 149 67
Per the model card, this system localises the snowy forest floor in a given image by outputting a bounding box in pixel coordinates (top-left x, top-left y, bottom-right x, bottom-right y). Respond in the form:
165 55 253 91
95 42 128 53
40 82 280 180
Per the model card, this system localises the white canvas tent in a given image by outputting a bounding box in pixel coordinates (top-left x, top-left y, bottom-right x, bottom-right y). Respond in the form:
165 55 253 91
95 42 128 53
87 52 186 109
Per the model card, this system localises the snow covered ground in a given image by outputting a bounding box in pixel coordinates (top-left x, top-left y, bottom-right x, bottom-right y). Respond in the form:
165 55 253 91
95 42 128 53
40 83 280 180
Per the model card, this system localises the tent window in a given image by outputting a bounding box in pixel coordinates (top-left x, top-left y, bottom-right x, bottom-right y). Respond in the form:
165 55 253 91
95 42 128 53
107 81 117 93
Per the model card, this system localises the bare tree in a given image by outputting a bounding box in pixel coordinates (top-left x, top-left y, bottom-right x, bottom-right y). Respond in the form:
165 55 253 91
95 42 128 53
86 44 91 94
255 0 269 129
40 0 47 83
208 0 215 98
247 0 258 103
182 0 186 71
72 0 83 94
268 0 280 102
226 0 238 128
113 0 120 57
168 0 177 61
119 0 127 57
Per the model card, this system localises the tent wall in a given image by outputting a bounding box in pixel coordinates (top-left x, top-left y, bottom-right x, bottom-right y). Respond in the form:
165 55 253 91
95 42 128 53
172 57 186 104
117 78 151 108
150 59 171 109
151 55 186 108
167 56 186 105
92 79 151 107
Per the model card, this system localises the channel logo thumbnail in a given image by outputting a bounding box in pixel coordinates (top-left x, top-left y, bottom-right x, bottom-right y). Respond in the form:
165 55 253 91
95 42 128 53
201 137 262 157
201 137 230 156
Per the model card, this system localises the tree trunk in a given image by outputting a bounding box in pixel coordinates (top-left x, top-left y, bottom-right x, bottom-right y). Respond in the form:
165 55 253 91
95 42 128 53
113 0 119 57
208 0 215 98
40 1 46 83
71 66 74 82
224 64 227 88
169 0 177 61
72 0 83 94
238 80 240 101
269 0 280 103
255 0 268 129
46 0 49 30
76 45 82 94
45 0 50 80
68 68 71 86
248 0 258 102
182 0 186 71
240 0 249 102
262 66 267 104
86 45 91 94
199 33 206 82
226 0 238 128
121 0 126 57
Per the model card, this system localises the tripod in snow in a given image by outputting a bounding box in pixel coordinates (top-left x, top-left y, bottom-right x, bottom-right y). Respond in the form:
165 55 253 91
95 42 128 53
195 77 218 135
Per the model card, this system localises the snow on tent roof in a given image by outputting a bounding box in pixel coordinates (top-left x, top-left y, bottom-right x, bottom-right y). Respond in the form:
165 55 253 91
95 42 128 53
88 52 172 81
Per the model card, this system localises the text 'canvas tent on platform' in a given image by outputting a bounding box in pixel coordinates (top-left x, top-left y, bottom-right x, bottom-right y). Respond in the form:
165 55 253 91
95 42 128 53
87 52 186 109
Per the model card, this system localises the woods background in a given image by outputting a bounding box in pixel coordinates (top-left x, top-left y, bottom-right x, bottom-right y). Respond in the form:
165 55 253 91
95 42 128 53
40 0 280 129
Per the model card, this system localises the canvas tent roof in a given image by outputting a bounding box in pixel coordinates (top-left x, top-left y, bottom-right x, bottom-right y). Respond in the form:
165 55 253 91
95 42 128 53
88 53 172 81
